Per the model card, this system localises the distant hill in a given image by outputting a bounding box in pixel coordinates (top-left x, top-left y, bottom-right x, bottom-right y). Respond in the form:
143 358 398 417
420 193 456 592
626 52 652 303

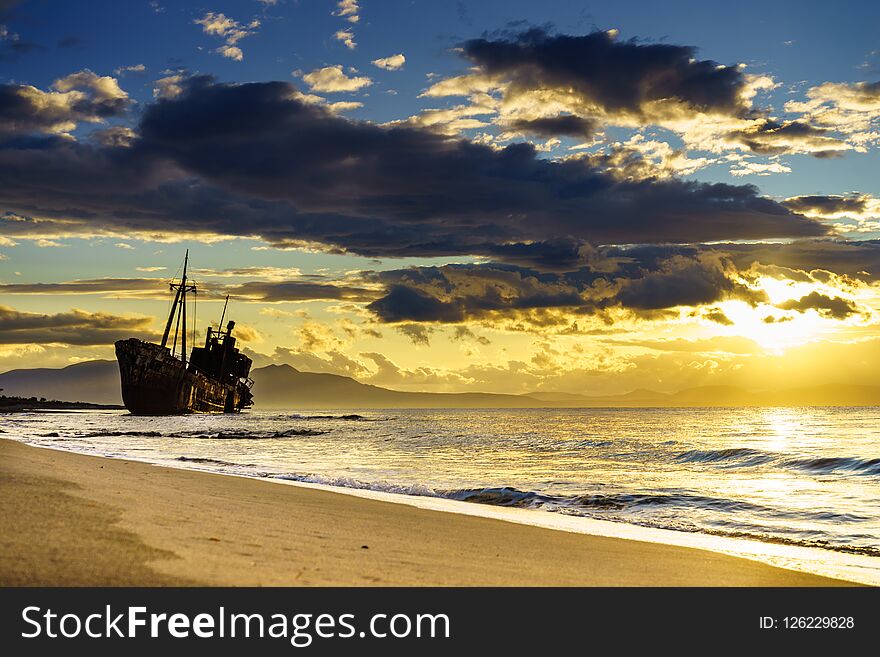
251 364 545 408
1 360 879 409
0 360 122 405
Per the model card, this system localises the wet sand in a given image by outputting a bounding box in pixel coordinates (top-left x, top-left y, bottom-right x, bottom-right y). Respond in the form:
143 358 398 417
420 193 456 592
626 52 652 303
0 438 854 586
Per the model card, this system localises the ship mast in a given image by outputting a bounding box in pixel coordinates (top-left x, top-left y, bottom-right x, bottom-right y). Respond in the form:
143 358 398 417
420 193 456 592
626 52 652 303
160 250 197 365
218 294 230 333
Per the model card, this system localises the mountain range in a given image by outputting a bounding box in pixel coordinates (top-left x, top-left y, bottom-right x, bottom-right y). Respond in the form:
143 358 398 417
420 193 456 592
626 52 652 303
1 360 878 408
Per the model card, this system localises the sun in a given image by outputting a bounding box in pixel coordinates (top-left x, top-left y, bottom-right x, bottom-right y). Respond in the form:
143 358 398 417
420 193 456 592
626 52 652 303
713 300 824 352
710 272 868 352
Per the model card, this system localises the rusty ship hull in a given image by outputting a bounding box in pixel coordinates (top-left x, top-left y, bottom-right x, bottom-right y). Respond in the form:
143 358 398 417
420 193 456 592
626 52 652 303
115 339 251 415
114 252 254 416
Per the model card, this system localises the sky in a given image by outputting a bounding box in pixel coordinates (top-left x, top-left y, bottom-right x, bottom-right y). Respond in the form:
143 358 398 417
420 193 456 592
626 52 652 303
1 0 880 396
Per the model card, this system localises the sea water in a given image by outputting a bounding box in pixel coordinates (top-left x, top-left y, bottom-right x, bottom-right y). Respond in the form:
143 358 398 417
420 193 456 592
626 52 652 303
4 406 880 583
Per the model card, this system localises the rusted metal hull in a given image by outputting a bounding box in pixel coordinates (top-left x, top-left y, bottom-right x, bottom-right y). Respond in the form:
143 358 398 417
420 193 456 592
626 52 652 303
115 338 251 415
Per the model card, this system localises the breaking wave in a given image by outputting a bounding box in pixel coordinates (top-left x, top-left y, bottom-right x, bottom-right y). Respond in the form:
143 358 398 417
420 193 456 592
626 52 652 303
782 456 880 476
676 447 880 476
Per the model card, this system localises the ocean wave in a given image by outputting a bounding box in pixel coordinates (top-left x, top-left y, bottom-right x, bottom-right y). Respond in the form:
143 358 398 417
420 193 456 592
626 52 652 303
782 456 880 476
289 413 379 421
82 430 164 437
676 447 880 477
72 428 330 440
447 486 553 507
185 429 329 439
176 456 253 468
675 447 773 466
271 473 437 497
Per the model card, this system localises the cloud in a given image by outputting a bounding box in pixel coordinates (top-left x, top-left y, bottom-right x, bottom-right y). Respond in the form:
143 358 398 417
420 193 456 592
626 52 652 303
216 45 244 61
302 65 372 93
0 276 378 303
422 28 858 161
372 54 405 71
369 285 467 323
728 119 850 157
422 28 763 145
153 74 186 99
259 345 371 378
784 195 870 217
783 194 880 235
452 325 491 344
701 307 734 326
719 239 880 280
113 64 146 76
458 28 748 117
615 253 765 310
228 280 379 302
194 11 260 60
91 125 137 147
332 0 360 23
396 323 433 345
569 134 715 180
385 94 497 134
785 81 880 152
776 291 860 319
0 78 826 265
0 70 129 136
612 336 763 354
0 278 171 296
357 237 880 327
0 305 157 345
729 159 791 177
508 115 597 139
334 28 356 50
230 323 262 342
364 250 766 324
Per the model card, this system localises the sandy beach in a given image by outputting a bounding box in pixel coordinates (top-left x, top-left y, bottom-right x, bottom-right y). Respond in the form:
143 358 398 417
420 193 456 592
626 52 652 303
0 438 853 586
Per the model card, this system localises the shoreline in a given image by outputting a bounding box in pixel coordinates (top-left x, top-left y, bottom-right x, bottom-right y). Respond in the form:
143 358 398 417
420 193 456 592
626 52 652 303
0 438 858 586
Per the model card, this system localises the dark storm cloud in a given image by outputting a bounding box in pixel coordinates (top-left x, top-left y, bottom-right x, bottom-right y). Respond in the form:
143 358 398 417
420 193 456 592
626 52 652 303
0 78 825 266
776 291 860 319
369 285 466 323
450 29 852 158
507 115 598 138
729 119 849 157
136 79 820 244
460 28 748 117
364 251 765 323
615 256 766 311
719 240 880 280
782 195 869 216
363 239 880 324
0 305 158 345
